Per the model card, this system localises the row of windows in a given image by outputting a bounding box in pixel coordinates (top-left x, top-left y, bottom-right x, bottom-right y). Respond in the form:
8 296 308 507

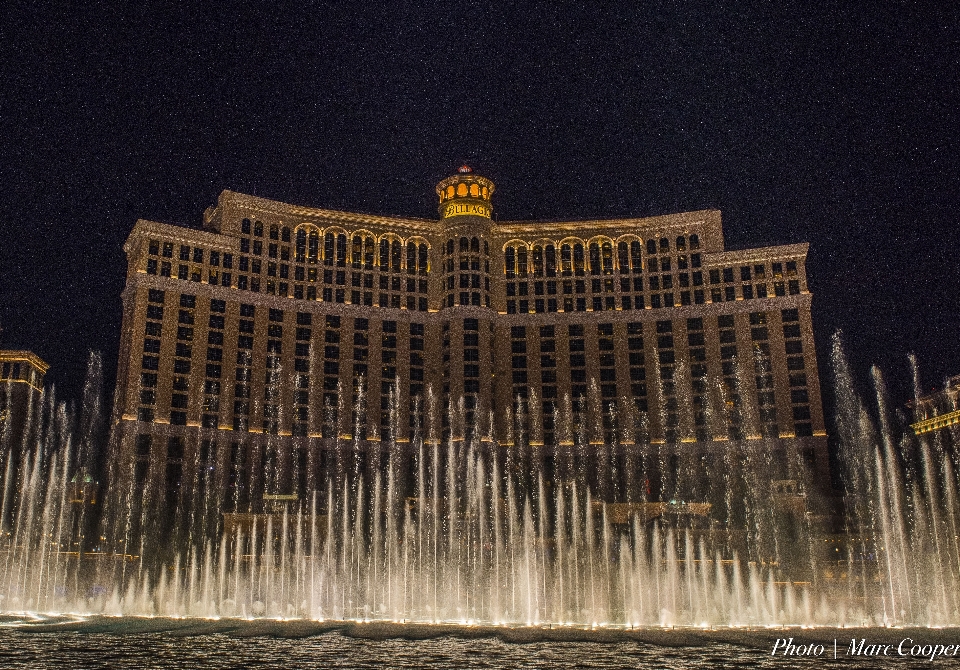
439 181 491 201
504 275 801 314
0 361 42 384
503 236 702 278
293 230 430 273
149 234 430 280
444 237 490 256
710 262 798 284
149 241 233 266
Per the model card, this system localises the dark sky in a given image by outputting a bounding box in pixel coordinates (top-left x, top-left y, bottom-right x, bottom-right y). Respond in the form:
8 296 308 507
1 2 958 416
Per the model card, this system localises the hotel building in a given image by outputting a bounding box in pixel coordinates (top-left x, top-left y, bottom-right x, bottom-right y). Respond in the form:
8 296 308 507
111 167 828 513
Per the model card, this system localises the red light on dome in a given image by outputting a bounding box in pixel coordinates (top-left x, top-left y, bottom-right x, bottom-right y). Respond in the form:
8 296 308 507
458 165 472 173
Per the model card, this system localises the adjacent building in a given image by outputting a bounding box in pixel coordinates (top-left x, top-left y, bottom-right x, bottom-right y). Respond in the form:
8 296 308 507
111 167 829 514
911 375 960 436
0 350 48 449
0 350 48 525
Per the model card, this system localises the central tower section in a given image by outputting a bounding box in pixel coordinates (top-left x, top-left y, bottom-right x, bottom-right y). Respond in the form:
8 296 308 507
435 166 496 310
435 166 497 443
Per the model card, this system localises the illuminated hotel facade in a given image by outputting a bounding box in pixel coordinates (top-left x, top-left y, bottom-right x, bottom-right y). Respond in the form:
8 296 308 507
111 167 828 511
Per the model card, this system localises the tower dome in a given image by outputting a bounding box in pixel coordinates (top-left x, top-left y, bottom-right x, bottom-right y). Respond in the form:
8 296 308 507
435 166 495 219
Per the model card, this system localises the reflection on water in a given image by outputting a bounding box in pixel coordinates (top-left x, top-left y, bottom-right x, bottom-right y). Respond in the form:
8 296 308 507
0 616 949 670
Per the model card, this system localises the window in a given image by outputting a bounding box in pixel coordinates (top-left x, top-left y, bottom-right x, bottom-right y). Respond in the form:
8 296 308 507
783 323 801 338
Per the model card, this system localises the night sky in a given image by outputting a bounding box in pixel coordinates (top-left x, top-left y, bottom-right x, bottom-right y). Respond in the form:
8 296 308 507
2 3 958 421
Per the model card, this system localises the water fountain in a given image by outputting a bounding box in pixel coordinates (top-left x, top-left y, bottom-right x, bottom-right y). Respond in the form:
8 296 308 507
1 339 959 629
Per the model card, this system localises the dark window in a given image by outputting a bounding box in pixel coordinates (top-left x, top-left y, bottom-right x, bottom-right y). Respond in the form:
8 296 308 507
783 324 801 338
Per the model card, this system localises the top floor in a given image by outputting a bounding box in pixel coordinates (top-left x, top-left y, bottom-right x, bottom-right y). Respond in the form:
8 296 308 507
121 169 812 312
0 350 48 393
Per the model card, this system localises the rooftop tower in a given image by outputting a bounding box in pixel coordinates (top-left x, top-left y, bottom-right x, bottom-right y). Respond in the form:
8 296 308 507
436 165 495 220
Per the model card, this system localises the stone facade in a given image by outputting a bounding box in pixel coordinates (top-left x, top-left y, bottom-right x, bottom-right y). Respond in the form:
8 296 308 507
111 168 829 511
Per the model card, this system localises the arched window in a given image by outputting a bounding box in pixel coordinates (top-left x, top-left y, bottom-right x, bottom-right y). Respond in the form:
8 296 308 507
659 237 669 252
470 237 479 253
505 247 516 278
460 237 469 253
407 242 417 274
517 246 528 277
391 240 402 271
647 239 657 255
254 221 263 237
618 242 629 273
545 245 556 277
676 236 686 252
380 239 390 268
352 235 363 267
601 241 613 275
573 243 585 274
532 245 544 277
631 241 642 272
281 226 291 243
295 229 306 263
270 224 279 240
364 237 374 269
560 244 572 275
690 234 700 250
308 230 319 263
324 233 335 265
484 240 489 256
588 242 601 275
418 244 428 275
336 234 347 266
447 239 454 255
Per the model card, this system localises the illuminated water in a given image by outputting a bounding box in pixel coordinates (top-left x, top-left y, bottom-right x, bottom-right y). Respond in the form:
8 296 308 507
1 336 959 629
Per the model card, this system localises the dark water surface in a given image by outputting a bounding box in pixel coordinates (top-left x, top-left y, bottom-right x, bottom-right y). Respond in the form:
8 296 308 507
0 616 955 668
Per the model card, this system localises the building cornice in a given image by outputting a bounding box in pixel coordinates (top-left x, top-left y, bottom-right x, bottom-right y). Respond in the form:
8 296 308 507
0 350 49 374
217 190 441 235
704 243 809 264
124 220 237 254
493 209 722 236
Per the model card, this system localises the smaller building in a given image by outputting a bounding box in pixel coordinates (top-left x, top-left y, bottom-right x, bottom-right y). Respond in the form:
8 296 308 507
0 350 48 530
910 374 960 435
0 350 48 450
